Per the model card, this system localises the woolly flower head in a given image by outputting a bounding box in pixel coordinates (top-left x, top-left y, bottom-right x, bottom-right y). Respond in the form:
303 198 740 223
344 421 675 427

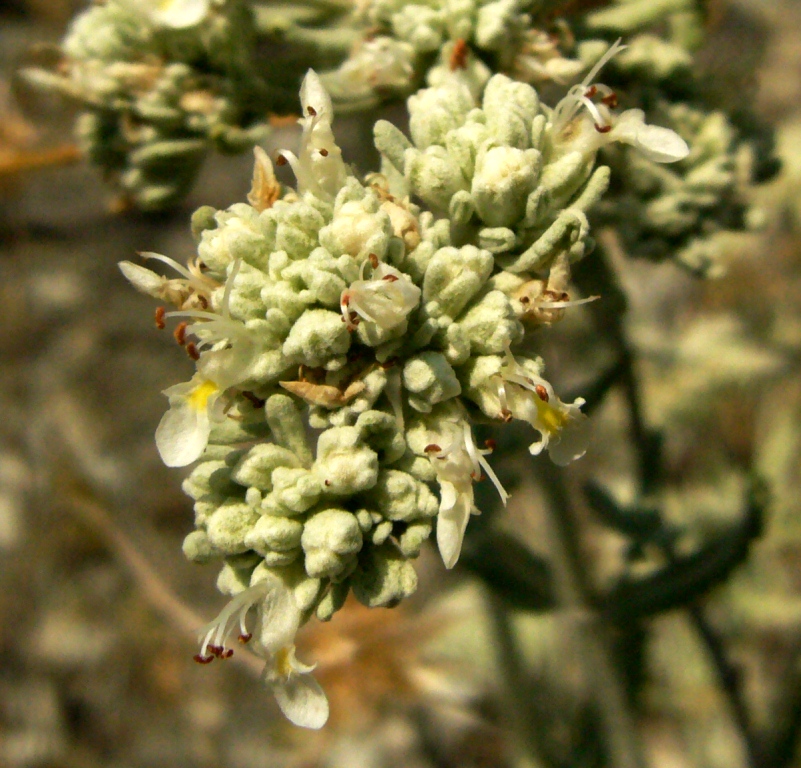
122 67 606 729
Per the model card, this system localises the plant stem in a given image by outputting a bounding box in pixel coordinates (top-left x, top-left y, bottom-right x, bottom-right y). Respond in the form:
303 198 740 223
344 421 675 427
485 591 547 768
536 463 648 768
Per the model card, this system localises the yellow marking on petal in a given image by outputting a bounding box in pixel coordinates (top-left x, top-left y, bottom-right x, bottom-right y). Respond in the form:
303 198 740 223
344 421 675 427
275 646 293 677
188 379 219 412
536 398 569 435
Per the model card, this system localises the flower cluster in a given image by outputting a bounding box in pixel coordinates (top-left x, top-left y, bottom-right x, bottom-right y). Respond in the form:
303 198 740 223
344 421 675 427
123 60 690 728
578 0 779 275
24 0 273 209
320 0 590 109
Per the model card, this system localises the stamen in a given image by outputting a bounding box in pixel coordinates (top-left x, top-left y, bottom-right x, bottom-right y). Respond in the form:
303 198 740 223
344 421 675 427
174 322 188 346
155 306 166 330
319 148 329 157
535 385 549 402
424 444 442 453
275 153 288 166
193 654 214 664
186 342 200 361
450 38 469 71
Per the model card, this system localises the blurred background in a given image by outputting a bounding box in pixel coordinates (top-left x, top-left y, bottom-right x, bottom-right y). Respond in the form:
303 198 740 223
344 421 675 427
1 1 801 766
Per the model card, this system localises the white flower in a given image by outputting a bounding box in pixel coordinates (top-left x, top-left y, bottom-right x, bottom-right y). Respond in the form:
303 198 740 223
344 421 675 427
264 644 329 729
277 70 348 200
340 261 421 331
143 0 212 28
154 261 262 467
119 252 218 310
426 421 508 569
551 38 690 163
497 348 590 466
193 575 328 729
156 375 224 467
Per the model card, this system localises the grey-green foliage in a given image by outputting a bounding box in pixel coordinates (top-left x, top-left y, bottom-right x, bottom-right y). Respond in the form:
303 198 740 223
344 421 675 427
375 71 610 280
577 2 779 274
319 0 589 109
26 0 275 209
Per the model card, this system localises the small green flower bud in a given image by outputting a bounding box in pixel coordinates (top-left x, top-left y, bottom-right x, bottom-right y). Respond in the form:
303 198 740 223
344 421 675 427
265 395 312 467
456 290 523 354
406 146 470 213
302 508 363 578
482 74 540 148
408 84 475 149
403 351 461 412
314 427 379 494
422 245 494 319
245 515 304 554
282 309 351 368
398 519 433 558
270 467 322 514
182 530 215 563
471 145 541 226
371 520 394 545
352 543 418 608
367 469 439 522
231 444 301 491
205 501 260 555
316 580 350 622
391 5 444 52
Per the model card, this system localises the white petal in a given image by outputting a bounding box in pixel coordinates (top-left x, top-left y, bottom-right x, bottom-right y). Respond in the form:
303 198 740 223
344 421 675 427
436 488 472 569
548 415 591 466
151 0 210 27
300 70 333 121
634 123 690 163
256 581 301 653
118 261 164 298
155 396 211 467
271 673 329 729
614 109 689 164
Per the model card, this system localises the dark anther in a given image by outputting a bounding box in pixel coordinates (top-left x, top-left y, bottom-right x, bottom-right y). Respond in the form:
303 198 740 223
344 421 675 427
238 633 253 644
324 479 331 486
155 306 166 330
382 274 399 282
193 654 214 664
174 321 188 346
208 645 224 657
500 408 513 422
585 85 597 98
197 295 209 309
595 124 612 134
601 93 618 108
484 438 497 451
307 106 317 117
275 154 288 166
535 385 549 402
186 342 200 361
424 444 442 453
319 148 329 157
520 296 530 304
449 38 469 70
369 253 379 268
221 649 234 659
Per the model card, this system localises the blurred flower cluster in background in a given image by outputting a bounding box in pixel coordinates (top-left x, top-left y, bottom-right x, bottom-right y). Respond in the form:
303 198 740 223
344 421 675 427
1 1 801 767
